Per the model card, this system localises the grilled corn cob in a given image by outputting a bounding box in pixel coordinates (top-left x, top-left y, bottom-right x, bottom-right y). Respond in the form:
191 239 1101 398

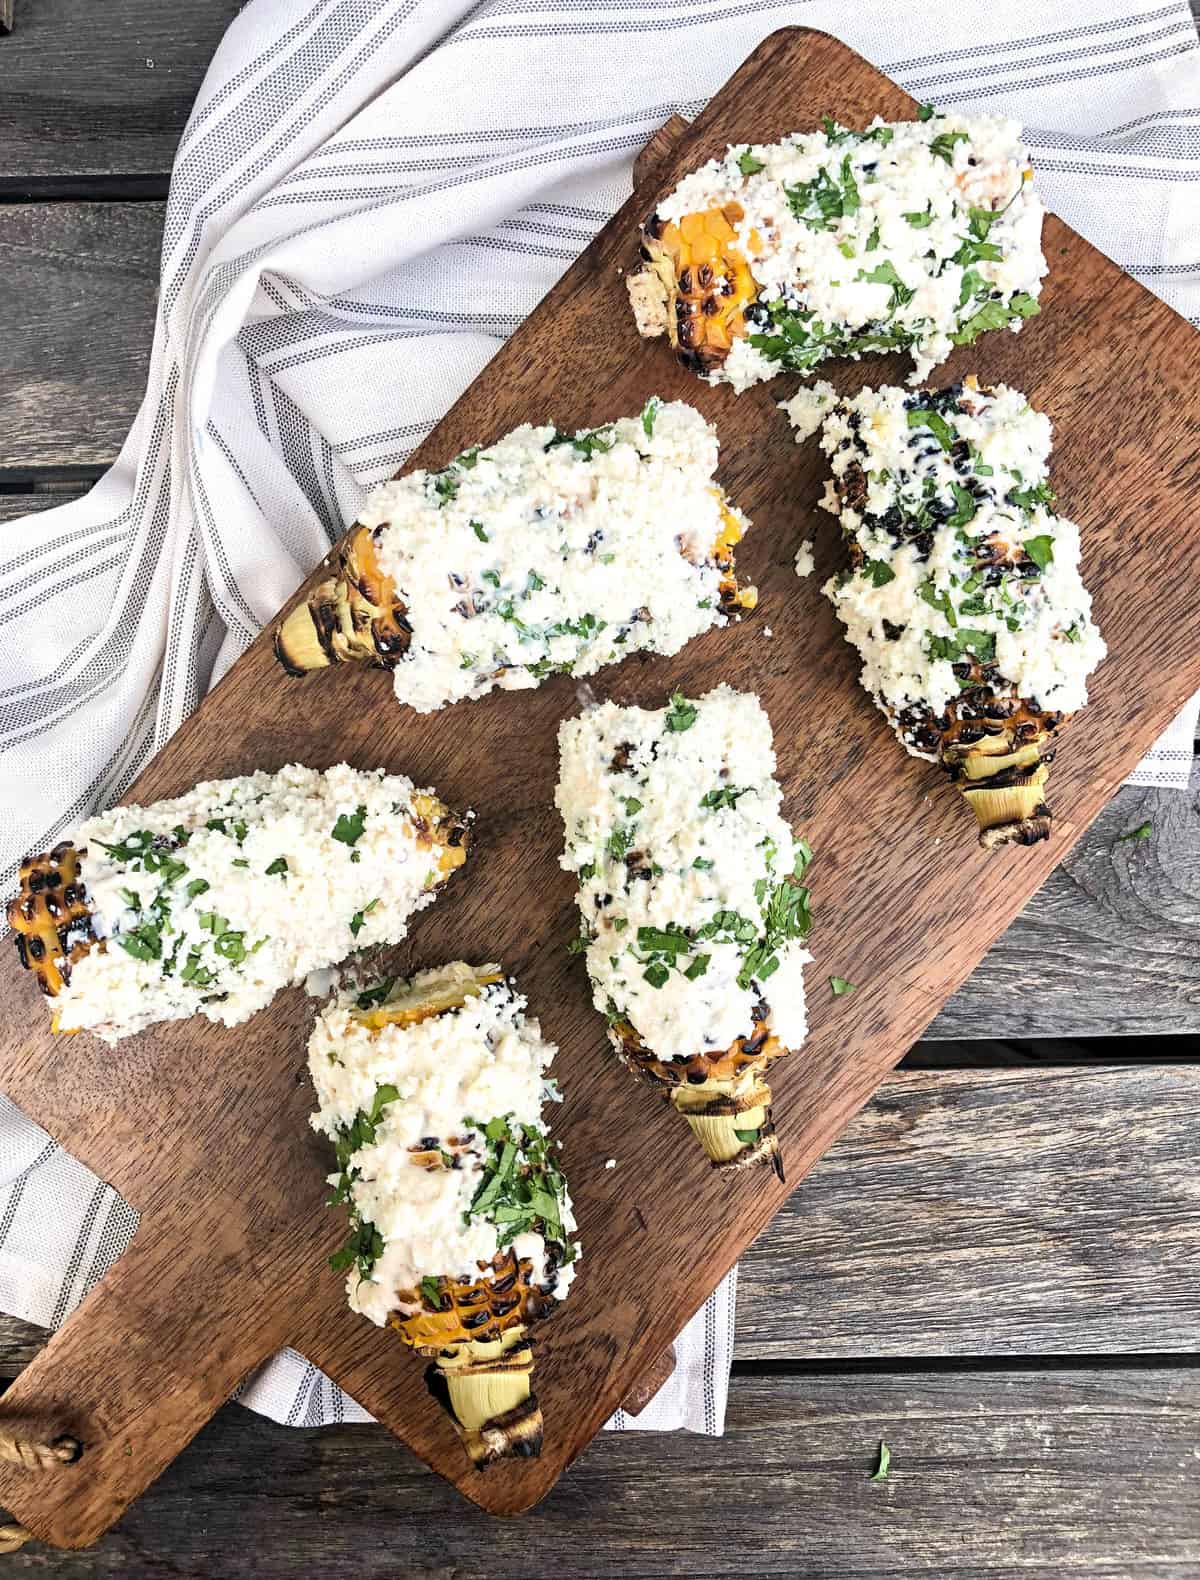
796 377 1106 847
556 685 812 1173
8 764 468 1042
629 109 1045 390
308 963 578 1467
275 400 756 710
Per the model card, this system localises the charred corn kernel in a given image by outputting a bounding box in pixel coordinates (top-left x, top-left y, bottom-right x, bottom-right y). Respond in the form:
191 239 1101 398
9 764 469 1043
276 401 756 710
556 685 813 1174
629 111 1045 389
309 963 578 1468
802 378 1105 848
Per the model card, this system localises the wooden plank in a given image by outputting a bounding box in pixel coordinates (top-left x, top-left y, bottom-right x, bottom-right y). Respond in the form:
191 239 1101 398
6 1064 1196 1380
3 1366 1198 1576
933 763 1200 1038
0 204 162 470
3 28 1200 1546
0 0 241 180
0 491 90 523
736 1064 1200 1358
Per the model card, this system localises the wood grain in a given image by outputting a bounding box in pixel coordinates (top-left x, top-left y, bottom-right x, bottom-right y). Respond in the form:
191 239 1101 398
0 0 241 180
4 1365 1200 1577
935 764 1200 1038
0 204 161 470
6 1062 1198 1381
2 28 1200 1547
736 1063 1200 1358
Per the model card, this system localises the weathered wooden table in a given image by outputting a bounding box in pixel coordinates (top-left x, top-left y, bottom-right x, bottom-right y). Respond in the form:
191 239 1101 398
2 4 1198 1573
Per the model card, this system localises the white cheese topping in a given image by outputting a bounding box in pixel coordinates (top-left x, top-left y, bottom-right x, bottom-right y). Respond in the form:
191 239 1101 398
556 685 812 1064
801 380 1105 758
58 763 462 1042
654 111 1045 386
308 965 578 1326
358 400 751 712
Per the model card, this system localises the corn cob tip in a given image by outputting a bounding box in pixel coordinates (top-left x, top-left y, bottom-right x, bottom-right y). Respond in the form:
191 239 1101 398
420 1326 544 1468
670 1077 782 1173
956 757 1053 849
274 525 411 677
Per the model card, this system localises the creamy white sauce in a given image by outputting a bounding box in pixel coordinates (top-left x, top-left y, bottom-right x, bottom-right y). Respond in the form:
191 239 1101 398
556 685 812 1064
308 964 578 1326
358 401 750 713
799 381 1105 755
654 113 1045 387
58 764 459 1042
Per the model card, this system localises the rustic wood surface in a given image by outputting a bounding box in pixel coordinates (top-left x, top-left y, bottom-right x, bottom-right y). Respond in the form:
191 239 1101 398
0 0 242 184
0 203 161 471
2 25 1200 1548
3 1365 1199 1577
4 1062 1198 1379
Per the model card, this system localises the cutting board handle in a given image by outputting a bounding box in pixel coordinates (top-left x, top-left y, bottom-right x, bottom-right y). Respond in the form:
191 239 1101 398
0 1192 295 1550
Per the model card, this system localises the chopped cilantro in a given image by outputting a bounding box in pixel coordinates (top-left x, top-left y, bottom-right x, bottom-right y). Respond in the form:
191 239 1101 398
331 806 367 847
355 978 395 1009
863 558 896 588
1116 821 1153 844
929 129 969 164
737 149 765 176
1023 534 1054 571
420 1275 444 1310
830 976 857 996
906 406 956 452
870 1441 891 1481
665 692 698 733
470 520 489 542
641 395 661 436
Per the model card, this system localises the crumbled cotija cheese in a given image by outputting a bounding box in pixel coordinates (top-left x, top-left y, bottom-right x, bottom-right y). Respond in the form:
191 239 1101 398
653 111 1045 387
358 400 752 712
803 380 1105 758
58 763 463 1042
308 965 578 1325
556 685 812 1064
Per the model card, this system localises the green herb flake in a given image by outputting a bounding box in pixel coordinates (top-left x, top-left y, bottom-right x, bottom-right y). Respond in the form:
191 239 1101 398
863 558 896 588
906 406 956 452
1116 821 1153 845
1022 534 1054 572
737 149 765 176
355 977 396 1010
665 693 698 733
265 857 288 878
331 805 368 847
830 976 857 996
420 1275 444 1310
870 1440 891 1481
471 520 489 542
641 395 661 437
929 129 969 164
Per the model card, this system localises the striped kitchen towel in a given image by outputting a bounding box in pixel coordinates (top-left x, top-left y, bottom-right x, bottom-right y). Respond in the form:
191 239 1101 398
1 0 1198 1435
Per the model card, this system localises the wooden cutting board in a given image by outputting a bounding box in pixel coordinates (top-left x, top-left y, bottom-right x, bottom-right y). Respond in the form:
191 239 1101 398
2 26 1199 1549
